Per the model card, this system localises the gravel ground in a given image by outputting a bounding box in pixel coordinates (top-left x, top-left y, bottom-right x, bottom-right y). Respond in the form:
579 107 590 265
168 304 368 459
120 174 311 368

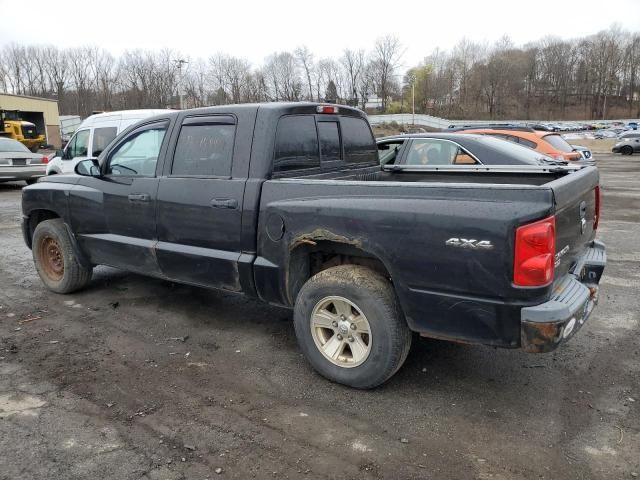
0 154 638 480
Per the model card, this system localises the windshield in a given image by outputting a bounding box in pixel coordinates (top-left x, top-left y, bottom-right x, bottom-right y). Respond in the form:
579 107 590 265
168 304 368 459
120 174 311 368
0 138 30 153
473 135 558 165
543 134 574 153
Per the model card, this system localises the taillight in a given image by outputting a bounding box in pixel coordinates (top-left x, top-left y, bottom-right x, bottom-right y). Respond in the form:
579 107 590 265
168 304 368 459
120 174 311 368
594 186 600 230
41 154 50 164
514 216 556 287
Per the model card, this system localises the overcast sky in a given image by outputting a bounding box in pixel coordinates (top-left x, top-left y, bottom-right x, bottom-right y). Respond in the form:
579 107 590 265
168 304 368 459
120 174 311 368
1 0 638 68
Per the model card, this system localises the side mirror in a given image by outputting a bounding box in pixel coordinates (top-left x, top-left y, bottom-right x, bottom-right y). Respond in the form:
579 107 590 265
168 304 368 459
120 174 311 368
75 158 101 177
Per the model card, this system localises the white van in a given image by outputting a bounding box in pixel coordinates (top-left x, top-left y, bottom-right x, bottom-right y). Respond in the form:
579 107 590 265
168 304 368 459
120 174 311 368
46 109 171 175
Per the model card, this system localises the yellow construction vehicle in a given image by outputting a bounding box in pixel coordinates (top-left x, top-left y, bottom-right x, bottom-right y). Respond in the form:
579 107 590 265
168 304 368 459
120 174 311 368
1 110 46 152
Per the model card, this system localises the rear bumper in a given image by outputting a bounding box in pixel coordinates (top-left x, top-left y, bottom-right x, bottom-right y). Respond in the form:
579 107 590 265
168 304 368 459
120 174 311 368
0 166 46 182
521 240 606 352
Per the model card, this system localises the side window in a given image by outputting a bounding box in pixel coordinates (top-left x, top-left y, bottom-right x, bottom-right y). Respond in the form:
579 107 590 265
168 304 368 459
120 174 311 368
378 141 404 165
341 117 377 164
274 115 319 173
405 139 477 166
91 127 118 157
518 137 537 149
107 124 167 177
172 123 235 177
318 121 341 162
66 129 90 159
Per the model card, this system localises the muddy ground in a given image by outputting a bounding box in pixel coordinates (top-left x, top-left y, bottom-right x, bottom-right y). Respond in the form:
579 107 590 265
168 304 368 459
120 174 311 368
0 154 638 480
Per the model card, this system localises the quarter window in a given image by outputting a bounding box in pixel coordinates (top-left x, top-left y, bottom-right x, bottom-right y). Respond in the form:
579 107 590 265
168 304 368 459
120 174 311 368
172 124 235 177
107 124 167 176
274 115 320 173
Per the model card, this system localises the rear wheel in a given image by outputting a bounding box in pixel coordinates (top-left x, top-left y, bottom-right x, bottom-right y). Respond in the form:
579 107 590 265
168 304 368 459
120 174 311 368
621 145 633 155
293 265 412 389
32 219 92 293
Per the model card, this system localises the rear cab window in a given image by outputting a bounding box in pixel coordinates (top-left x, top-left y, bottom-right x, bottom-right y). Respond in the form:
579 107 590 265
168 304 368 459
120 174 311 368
273 113 376 176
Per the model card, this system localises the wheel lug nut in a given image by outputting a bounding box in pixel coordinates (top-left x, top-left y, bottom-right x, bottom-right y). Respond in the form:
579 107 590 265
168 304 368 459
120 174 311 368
332 321 338 327
336 334 343 341
348 336 354 342
340 315 345 320
350 323 356 330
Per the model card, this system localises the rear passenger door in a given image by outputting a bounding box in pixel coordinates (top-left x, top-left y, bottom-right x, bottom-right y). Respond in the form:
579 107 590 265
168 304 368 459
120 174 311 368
155 115 245 290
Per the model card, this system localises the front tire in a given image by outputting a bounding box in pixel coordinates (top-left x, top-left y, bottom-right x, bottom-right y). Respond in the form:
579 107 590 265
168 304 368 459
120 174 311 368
621 145 633 155
293 265 412 389
32 219 92 293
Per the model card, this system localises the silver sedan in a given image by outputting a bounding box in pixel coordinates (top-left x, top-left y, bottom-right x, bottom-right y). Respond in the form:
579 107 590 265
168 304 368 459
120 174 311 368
0 137 49 185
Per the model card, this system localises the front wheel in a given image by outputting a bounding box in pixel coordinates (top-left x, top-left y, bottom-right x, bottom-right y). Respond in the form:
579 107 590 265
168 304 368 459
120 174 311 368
32 219 92 293
621 145 633 155
293 265 412 389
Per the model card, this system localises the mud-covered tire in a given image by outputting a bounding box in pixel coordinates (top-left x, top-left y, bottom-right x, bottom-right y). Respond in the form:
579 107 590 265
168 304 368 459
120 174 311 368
293 265 412 389
32 219 92 293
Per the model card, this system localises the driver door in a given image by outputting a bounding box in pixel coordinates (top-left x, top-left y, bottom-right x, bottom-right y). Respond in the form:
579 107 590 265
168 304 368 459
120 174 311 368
70 120 169 274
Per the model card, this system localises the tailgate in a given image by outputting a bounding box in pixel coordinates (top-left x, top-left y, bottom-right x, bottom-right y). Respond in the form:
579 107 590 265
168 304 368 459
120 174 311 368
549 166 599 279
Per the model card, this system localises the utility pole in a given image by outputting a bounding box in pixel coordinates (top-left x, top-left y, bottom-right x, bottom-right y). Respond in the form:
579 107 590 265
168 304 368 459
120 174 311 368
412 80 415 126
173 59 188 109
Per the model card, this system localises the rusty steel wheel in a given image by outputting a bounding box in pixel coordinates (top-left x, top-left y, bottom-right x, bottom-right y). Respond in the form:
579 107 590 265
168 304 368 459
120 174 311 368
38 236 65 281
32 219 92 294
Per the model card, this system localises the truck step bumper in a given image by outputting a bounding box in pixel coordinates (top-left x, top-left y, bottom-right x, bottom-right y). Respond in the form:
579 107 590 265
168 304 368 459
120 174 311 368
521 240 606 353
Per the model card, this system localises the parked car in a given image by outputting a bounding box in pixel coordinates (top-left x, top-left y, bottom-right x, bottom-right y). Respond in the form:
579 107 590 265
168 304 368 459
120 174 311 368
22 102 606 388
571 145 593 162
377 133 567 167
454 126 588 163
612 136 640 155
0 137 51 185
626 122 638 130
617 131 640 141
46 109 171 175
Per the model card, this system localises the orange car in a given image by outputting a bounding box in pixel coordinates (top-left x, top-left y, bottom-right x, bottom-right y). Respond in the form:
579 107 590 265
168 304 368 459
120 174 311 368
457 127 583 162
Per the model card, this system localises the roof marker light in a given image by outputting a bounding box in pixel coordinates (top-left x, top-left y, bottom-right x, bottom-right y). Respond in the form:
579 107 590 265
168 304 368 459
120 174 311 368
317 105 338 114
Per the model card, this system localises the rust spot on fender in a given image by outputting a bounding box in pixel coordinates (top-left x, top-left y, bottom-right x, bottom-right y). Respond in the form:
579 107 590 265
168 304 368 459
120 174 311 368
290 228 363 251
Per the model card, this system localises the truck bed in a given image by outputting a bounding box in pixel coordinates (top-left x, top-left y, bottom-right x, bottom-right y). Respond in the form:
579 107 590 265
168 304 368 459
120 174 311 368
256 165 599 348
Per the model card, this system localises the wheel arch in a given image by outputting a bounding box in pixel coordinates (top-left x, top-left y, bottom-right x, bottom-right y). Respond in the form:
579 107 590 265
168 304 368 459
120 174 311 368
287 237 393 306
24 209 61 248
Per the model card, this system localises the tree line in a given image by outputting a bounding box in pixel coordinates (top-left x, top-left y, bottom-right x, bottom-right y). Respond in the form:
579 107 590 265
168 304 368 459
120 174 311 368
0 26 638 120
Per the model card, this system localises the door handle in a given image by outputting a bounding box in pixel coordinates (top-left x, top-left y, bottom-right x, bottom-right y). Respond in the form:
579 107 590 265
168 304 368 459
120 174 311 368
210 198 238 209
128 193 150 202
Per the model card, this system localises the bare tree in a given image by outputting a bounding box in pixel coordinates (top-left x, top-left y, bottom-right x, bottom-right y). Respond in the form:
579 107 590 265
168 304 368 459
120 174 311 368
370 35 404 111
295 46 315 101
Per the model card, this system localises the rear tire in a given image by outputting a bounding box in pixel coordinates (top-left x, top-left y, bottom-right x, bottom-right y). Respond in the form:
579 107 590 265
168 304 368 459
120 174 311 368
293 265 412 389
32 219 92 293
621 145 633 155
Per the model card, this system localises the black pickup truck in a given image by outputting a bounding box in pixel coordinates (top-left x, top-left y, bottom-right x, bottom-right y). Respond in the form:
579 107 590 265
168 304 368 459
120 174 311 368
22 103 606 388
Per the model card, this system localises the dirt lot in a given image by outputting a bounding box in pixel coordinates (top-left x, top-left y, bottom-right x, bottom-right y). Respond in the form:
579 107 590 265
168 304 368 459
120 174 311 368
1 154 638 480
